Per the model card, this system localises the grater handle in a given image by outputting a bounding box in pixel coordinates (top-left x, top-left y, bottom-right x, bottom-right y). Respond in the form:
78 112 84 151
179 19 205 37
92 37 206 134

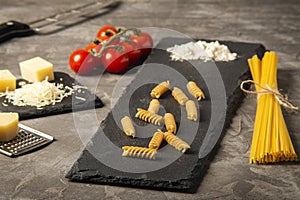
0 21 35 43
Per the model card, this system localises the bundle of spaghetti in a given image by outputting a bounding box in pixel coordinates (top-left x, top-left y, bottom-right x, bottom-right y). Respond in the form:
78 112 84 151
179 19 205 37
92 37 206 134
245 51 298 164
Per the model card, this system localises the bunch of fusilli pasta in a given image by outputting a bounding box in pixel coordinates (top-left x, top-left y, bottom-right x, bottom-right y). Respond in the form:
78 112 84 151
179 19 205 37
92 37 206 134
120 80 206 159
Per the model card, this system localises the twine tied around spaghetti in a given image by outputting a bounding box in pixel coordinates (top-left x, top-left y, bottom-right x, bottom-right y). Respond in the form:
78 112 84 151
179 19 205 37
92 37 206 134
240 80 299 110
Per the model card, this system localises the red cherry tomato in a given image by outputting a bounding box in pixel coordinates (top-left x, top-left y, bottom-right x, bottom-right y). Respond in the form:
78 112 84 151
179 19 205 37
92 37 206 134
108 37 120 45
92 43 103 53
130 32 153 57
101 48 129 74
85 43 97 52
69 49 102 75
96 25 118 41
118 41 142 65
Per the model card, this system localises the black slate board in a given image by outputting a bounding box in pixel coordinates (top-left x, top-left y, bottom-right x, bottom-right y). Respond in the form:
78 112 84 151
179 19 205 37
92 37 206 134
66 38 265 193
0 72 104 120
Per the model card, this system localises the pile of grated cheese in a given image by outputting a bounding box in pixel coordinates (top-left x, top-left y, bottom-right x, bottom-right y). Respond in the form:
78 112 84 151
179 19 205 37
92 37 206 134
0 79 74 109
166 40 237 62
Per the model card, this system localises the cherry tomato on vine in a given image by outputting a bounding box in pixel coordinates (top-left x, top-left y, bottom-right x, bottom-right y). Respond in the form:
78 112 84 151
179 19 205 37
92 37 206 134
108 37 121 45
96 25 118 41
85 43 97 52
92 43 103 53
101 48 129 74
130 32 153 57
69 49 102 75
118 41 142 65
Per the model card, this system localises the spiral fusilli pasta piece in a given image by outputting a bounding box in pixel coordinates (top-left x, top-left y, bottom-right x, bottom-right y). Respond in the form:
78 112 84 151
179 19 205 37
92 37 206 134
186 81 205 101
148 129 164 150
121 116 136 137
150 81 170 99
147 99 160 114
122 146 157 159
185 100 197 121
172 87 189 105
164 113 177 134
163 132 190 153
135 108 163 125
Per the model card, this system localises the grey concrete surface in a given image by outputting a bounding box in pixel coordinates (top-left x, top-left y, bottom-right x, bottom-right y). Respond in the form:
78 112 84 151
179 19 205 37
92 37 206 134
0 0 299 199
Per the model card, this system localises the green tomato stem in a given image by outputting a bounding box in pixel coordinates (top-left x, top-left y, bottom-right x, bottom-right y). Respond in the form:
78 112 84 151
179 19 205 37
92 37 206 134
93 28 140 58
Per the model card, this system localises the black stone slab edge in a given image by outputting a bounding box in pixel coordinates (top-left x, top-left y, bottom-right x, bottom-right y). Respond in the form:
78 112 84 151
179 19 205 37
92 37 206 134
66 38 265 193
0 72 104 120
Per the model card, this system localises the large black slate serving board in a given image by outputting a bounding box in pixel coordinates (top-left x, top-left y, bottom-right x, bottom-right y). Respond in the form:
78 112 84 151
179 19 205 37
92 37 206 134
66 38 265 193
0 72 104 120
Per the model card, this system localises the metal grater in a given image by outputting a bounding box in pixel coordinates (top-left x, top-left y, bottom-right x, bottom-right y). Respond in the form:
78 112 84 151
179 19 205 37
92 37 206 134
0 124 54 157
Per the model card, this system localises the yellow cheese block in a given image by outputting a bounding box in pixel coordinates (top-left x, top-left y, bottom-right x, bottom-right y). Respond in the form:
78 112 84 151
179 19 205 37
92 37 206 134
0 70 16 92
0 112 19 142
19 57 54 82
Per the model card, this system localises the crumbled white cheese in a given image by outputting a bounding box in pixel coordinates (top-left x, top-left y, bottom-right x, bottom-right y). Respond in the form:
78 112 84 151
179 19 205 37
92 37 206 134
0 80 75 109
18 81 27 87
75 96 87 102
166 40 237 62
73 85 88 90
